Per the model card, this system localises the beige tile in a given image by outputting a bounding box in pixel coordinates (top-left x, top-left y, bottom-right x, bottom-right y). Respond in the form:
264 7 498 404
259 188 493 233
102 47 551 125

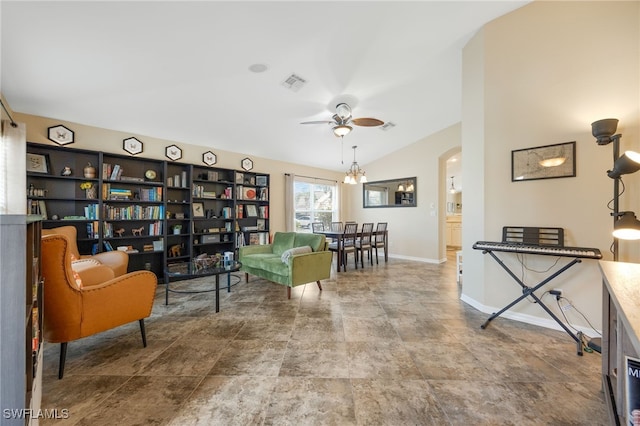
264 377 357 425
39 252 608 425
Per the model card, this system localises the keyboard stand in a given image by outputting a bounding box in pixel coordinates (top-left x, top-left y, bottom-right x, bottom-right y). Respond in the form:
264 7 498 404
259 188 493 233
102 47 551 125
480 249 584 356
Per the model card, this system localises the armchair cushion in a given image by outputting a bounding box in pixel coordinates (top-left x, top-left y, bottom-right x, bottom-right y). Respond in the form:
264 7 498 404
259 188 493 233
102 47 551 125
272 232 296 255
42 226 129 276
281 246 312 264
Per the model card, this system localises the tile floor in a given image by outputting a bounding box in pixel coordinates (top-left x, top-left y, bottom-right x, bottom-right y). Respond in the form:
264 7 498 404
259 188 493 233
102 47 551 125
40 251 608 425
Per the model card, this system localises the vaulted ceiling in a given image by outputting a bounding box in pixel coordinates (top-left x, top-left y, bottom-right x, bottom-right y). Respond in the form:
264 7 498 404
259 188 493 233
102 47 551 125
1 1 528 171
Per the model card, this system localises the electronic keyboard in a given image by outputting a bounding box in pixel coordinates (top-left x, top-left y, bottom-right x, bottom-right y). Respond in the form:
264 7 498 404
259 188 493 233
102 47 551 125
472 241 602 259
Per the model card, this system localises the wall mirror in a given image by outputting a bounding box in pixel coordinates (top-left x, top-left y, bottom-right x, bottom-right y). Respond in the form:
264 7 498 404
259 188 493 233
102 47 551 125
363 177 417 208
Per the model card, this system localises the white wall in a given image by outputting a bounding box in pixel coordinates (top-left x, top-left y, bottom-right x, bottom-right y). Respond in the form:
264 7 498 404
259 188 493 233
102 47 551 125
461 1 640 332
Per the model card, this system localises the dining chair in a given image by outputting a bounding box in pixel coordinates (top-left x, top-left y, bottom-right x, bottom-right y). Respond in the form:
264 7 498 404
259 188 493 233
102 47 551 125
311 222 325 233
330 222 344 232
328 222 358 271
356 222 374 267
373 222 388 264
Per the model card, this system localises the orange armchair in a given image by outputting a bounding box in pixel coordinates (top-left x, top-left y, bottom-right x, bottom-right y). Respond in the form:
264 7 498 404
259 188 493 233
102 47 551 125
41 234 157 379
42 225 129 276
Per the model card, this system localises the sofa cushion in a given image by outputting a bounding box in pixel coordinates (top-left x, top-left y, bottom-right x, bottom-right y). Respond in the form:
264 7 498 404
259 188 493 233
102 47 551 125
293 232 325 252
272 232 296 255
241 253 280 270
281 246 312 265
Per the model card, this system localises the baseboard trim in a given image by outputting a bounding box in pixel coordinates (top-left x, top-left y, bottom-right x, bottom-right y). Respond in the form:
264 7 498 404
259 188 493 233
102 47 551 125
459 293 602 337
387 253 443 264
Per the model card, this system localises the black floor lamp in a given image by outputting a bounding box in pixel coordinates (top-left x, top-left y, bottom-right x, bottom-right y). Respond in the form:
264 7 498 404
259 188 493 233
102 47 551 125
592 118 640 261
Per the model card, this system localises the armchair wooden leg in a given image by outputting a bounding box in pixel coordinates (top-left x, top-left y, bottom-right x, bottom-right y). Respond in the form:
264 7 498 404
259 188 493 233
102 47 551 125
139 319 147 348
245 272 250 282
287 287 291 299
316 281 322 291
58 342 68 380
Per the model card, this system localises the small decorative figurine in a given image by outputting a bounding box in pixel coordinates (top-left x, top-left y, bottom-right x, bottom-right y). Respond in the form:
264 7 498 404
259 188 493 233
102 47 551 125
132 226 144 236
61 166 72 176
114 228 125 237
83 162 96 178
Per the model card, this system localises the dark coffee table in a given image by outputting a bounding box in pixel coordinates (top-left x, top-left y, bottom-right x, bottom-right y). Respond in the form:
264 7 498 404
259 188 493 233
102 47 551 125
163 261 242 312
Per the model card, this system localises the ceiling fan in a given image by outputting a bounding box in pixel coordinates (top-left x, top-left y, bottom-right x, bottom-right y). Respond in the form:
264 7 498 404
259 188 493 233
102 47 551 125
301 103 384 137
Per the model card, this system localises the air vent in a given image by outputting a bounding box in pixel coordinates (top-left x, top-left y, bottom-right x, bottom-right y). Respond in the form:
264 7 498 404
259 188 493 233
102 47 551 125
281 73 307 92
379 122 396 131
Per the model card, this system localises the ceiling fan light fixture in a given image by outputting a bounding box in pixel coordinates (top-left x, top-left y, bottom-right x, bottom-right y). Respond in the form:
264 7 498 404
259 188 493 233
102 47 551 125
333 124 352 137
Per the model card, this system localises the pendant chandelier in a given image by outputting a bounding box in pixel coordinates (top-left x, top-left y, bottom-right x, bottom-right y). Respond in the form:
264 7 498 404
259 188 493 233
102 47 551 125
344 145 367 184
449 176 456 194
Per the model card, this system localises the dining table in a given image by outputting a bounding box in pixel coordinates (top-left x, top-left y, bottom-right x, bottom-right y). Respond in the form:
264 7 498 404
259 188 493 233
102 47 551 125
314 228 388 272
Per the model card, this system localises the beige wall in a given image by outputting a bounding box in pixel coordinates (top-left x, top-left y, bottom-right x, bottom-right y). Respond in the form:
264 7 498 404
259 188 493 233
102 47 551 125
15 112 347 233
343 123 461 263
461 1 640 332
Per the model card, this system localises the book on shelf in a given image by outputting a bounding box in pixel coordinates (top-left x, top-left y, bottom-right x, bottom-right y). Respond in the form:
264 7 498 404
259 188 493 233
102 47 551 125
242 187 257 200
245 204 258 217
257 218 266 231
152 239 164 251
256 175 268 186
109 164 123 180
236 205 243 219
249 232 269 245
103 241 114 251
235 172 244 184
259 187 268 201
259 205 269 219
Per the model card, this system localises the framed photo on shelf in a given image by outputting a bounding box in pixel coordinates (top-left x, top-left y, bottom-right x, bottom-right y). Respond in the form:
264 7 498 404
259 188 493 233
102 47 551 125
512 141 576 182
245 204 258 217
192 202 205 218
26 153 50 174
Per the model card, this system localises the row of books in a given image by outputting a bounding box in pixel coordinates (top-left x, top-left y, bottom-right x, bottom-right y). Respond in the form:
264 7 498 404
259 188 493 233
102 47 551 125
101 184 163 201
103 163 124 181
27 199 47 219
87 221 100 239
236 231 269 246
167 171 188 188
83 204 100 220
139 187 163 201
103 204 164 220
192 184 231 199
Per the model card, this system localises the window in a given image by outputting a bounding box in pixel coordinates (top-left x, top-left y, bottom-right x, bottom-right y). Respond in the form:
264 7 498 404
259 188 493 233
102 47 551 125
293 177 338 232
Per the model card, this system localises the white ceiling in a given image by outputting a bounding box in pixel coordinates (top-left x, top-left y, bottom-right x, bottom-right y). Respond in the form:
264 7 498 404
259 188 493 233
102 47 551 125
1 1 528 172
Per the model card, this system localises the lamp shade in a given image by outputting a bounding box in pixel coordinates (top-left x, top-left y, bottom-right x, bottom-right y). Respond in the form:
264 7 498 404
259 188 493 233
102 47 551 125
333 125 352 137
592 118 619 145
607 150 640 178
613 211 640 240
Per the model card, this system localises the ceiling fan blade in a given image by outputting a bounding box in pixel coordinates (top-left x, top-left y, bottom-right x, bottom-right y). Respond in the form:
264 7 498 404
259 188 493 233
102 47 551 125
352 117 385 127
300 120 335 125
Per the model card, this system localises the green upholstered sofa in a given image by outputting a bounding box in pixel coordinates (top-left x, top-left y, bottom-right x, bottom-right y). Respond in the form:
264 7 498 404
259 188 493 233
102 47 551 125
239 232 333 298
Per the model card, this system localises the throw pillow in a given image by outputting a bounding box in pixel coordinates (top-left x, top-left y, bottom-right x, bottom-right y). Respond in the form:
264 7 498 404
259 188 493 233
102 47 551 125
69 253 84 289
281 246 312 265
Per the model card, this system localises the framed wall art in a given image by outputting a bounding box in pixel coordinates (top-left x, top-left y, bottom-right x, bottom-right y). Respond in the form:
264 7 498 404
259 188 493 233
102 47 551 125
47 125 74 146
123 137 143 155
165 144 182 161
26 153 50 174
512 141 576 182
192 202 205 218
202 151 217 166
